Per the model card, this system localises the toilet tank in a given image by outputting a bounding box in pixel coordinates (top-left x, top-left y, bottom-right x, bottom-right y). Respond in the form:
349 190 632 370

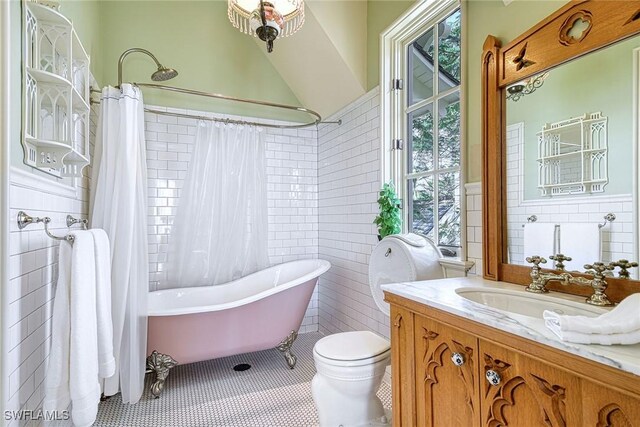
369 233 444 316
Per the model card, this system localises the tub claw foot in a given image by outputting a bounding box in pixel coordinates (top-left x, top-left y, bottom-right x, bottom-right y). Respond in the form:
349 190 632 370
146 350 178 398
276 330 298 369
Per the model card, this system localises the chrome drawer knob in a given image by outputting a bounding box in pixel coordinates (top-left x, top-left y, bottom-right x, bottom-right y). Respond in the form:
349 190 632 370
486 369 501 386
451 352 465 366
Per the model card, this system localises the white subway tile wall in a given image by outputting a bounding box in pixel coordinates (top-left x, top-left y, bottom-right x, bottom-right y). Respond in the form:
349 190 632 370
144 107 319 332
316 89 391 338
6 105 97 427
465 182 483 276
506 123 634 267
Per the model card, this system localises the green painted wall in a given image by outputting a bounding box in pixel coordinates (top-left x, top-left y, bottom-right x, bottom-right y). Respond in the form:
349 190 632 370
60 0 103 85
508 36 640 199
367 0 414 90
464 0 567 182
98 1 302 121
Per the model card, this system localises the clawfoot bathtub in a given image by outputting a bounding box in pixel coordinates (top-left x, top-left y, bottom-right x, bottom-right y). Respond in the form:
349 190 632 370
145 259 331 397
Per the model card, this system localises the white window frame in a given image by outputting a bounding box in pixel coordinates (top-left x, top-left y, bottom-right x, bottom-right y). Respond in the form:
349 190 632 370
380 0 467 259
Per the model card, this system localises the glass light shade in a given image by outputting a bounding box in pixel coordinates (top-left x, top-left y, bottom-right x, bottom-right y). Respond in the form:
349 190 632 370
250 5 284 33
228 0 305 38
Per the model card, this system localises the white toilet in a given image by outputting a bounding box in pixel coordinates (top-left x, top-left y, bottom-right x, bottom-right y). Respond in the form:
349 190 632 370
312 233 444 426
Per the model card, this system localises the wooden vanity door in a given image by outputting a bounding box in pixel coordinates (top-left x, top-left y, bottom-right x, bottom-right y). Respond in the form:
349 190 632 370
390 305 416 427
479 340 582 426
414 315 480 426
582 380 640 426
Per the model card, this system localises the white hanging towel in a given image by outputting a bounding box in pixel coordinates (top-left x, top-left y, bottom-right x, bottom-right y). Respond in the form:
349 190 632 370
43 241 72 414
90 228 116 378
523 223 557 261
559 223 601 272
543 293 640 335
44 232 101 427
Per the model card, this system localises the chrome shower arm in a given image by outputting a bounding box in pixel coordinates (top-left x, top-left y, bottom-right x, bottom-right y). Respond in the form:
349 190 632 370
117 47 163 87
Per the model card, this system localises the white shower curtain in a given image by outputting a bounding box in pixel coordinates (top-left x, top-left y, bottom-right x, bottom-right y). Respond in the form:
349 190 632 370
90 84 148 404
167 121 269 287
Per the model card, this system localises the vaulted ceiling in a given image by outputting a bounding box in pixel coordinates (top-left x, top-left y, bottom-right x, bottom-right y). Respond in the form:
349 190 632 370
254 1 368 117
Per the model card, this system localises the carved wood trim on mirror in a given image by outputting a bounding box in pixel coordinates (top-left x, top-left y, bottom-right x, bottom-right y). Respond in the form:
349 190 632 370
482 0 640 301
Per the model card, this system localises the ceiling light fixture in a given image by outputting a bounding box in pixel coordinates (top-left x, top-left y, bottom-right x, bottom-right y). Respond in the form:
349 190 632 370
228 0 305 53
506 72 549 102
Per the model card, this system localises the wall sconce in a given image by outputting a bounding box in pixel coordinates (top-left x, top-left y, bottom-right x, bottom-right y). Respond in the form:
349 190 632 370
507 72 549 102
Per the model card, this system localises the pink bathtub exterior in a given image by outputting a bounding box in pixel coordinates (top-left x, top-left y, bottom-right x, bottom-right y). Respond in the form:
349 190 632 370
147 259 330 365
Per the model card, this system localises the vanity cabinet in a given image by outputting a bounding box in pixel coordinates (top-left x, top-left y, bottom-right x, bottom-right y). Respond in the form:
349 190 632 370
388 295 640 427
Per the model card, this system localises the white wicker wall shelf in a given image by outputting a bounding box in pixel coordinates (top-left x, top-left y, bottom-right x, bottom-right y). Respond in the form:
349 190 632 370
537 112 608 196
22 0 90 178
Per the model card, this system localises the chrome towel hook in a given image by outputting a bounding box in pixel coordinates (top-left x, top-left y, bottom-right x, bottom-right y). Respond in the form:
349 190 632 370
598 213 616 229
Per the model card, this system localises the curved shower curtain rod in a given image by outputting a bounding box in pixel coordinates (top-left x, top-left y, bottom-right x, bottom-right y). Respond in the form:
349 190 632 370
90 83 342 130
90 48 342 129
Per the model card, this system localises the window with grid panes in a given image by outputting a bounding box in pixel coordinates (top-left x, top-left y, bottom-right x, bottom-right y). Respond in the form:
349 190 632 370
405 8 461 252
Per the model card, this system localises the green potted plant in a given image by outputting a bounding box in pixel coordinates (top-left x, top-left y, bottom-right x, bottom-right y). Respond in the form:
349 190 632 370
373 183 402 240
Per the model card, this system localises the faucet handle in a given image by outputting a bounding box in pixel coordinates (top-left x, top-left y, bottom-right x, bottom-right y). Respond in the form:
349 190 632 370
549 254 572 270
582 262 616 307
583 262 614 278
525 255 547 267
609 259 639 279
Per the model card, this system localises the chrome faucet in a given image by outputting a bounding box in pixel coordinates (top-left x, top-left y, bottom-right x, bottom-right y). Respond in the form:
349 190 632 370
525 256 616 306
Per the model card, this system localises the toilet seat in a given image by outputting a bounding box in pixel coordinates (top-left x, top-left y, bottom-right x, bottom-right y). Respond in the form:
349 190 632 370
314 331 391 366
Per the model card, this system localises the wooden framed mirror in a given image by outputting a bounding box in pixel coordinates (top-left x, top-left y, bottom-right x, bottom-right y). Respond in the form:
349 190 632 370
481 0 640 301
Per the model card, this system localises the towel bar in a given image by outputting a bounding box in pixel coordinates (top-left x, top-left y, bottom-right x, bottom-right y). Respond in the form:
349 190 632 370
17 211 80 244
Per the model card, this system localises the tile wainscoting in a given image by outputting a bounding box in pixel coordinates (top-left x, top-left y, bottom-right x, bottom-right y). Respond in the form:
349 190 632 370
317 89 389 338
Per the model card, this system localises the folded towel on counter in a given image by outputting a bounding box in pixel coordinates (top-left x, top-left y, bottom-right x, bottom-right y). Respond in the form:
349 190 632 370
543 293 640 335
90 228 115 379
544 321 640 345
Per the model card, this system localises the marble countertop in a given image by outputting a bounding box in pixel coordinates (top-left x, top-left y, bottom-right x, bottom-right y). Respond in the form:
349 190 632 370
382 276 640 377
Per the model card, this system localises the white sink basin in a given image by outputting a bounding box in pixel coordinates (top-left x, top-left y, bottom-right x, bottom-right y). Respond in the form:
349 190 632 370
455 287 608 319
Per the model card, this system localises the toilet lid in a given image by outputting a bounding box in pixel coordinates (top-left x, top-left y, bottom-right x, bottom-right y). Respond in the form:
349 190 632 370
314 331 390 361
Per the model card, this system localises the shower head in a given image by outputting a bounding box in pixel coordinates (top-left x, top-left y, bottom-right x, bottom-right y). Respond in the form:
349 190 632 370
117 48 179 87
151 66 179 82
